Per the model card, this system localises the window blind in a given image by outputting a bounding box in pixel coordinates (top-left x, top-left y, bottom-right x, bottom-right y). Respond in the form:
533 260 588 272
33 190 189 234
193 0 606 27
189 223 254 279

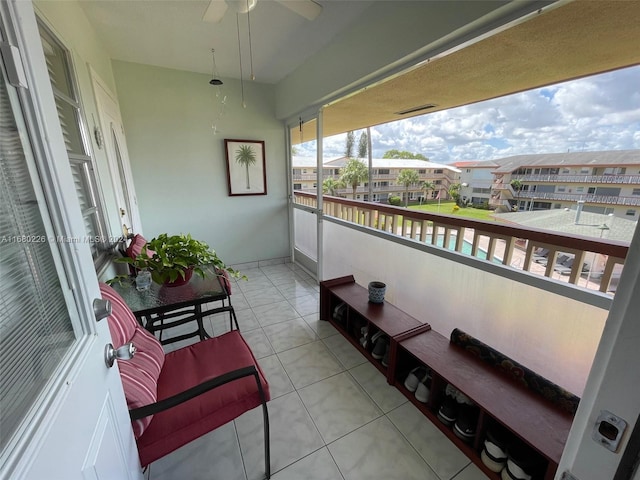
38 22 107 263
0 62 74 453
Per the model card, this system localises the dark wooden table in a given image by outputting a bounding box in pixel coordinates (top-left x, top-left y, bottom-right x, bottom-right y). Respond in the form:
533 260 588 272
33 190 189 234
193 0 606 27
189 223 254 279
112 266 238 345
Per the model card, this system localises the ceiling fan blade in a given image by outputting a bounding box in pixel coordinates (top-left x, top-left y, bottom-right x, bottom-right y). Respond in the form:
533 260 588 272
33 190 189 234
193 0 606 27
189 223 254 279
202 0 228 23
275 0 322 21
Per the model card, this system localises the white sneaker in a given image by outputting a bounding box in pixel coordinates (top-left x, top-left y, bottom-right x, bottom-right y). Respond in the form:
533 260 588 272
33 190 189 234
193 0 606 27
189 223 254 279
404 367 425 391
501 459 532 480
414 372 432 403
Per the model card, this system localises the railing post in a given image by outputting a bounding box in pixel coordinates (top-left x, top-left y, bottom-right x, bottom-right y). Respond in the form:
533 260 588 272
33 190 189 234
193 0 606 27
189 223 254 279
402 217 410 237
410 217 418 239
600 256 624 293
454 227 466 252
502 236 516 266
431 223 440 246
568 250 588 284
487 236 497 262
420 220 428 242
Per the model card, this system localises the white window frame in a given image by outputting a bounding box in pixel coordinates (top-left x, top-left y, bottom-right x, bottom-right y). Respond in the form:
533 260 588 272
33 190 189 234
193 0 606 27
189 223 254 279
37 19 111 270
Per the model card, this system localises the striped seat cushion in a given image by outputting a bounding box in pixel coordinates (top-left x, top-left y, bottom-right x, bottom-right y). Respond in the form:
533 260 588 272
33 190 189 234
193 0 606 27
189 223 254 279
126 234 155 259
100 283 165 437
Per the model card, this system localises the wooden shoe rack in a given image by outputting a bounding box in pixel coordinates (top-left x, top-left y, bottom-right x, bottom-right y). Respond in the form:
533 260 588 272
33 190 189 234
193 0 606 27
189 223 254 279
320 275 574 480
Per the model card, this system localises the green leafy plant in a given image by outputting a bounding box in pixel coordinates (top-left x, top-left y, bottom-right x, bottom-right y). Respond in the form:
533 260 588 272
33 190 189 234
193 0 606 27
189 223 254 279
114 233 245 285
339 158 369 199
397 169 420 207
388 195 402 206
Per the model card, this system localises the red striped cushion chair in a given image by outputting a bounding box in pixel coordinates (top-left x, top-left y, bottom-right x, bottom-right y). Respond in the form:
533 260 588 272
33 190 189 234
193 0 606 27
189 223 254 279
100 283 271 477
125 233 154 260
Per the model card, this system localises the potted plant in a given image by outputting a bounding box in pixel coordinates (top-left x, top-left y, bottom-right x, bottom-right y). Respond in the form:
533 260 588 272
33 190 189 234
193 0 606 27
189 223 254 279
115 233 244 286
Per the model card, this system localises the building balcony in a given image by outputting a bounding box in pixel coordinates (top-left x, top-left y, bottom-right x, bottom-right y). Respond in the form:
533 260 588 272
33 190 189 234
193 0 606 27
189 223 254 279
292 174 323 181
292 191 628 400
293 173 451 183
517 174 640 184
304 185 434 196
517 191 640 206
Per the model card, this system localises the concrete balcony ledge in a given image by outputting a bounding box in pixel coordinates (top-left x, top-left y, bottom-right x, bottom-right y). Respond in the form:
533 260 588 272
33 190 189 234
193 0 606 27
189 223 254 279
292 192 620 396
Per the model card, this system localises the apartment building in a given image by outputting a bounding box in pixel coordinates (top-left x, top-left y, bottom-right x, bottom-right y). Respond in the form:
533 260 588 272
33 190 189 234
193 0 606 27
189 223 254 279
292 156 460 203
459 150 640 218
454 160 496 206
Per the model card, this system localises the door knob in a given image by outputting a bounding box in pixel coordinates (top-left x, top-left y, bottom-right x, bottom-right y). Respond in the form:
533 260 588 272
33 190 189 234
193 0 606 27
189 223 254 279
104 342 136 368
94 298 112 322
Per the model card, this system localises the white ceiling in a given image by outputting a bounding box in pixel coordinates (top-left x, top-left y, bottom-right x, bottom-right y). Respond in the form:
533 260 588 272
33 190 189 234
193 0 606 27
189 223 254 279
79 0 373 84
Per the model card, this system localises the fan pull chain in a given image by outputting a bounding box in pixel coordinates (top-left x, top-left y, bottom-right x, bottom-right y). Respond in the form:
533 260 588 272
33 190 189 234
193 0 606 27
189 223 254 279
246 0 255 81
236 13 246 108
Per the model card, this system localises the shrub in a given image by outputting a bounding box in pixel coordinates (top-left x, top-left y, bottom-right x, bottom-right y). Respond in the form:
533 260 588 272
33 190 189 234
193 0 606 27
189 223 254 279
388 195 402 206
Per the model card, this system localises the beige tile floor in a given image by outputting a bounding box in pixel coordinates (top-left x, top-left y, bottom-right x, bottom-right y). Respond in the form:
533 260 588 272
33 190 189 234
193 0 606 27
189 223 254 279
147 262 489 480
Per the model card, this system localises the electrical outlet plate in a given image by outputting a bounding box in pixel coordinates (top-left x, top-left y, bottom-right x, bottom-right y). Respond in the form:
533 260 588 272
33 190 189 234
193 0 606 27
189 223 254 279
592 409 627 453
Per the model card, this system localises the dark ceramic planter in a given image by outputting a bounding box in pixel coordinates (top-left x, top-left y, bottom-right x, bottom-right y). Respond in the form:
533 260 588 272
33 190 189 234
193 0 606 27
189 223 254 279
368 281 386 303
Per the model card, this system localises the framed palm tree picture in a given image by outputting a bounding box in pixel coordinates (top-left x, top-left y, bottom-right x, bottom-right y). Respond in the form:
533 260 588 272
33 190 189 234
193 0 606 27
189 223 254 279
224 139 267 196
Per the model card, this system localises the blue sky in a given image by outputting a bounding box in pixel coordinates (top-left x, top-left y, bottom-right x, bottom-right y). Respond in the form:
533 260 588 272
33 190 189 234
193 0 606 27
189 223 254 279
297 65 640 165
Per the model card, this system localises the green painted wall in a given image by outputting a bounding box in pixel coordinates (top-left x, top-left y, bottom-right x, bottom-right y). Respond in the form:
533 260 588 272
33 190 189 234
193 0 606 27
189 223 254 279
112 60 290 265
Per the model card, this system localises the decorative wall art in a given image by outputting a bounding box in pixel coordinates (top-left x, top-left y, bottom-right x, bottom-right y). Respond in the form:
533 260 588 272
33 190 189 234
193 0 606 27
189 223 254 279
224 139 266 196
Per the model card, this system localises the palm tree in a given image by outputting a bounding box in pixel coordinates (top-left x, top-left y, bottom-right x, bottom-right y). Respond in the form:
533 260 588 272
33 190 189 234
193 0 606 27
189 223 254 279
339 158 369 199
421 180 435 202
510 179 523 210
448 183 462 205
397 169 420 207
322 178 343 196
235 144 257 189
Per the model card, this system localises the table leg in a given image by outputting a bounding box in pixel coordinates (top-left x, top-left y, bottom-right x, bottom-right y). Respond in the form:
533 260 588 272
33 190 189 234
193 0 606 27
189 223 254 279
194 304 211 340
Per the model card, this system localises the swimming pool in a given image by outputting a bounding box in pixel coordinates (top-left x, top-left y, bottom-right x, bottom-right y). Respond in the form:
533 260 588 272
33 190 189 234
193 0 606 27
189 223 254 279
434 235 501 263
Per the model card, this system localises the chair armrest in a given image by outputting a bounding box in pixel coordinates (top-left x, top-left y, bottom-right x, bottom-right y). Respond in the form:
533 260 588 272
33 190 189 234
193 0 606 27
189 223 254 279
129 365 261 421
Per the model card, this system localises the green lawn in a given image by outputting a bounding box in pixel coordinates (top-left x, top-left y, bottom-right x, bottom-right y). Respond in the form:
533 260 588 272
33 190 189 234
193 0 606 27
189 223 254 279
408 201 497 221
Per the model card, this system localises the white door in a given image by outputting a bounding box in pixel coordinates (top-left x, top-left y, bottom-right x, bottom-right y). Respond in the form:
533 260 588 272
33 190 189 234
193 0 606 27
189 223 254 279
92 73 142 237
0 2 141 479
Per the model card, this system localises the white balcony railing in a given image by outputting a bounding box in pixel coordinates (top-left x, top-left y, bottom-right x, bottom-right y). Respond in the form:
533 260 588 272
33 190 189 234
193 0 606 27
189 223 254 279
294 191 628 294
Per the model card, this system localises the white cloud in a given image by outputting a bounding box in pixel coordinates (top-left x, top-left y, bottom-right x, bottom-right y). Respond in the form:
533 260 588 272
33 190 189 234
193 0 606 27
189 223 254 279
295 65 640 164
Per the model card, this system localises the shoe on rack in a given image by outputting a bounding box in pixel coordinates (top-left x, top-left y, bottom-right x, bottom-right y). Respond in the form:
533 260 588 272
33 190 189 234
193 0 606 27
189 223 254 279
404 366 428 392
453 403 479 442
381 344 390 367
414 372 432 403
371 334 389 360
480 427 509 473
501 443 537 480
370 330 383 344
437 385 459 426
455 390 473 406
359 326 369 347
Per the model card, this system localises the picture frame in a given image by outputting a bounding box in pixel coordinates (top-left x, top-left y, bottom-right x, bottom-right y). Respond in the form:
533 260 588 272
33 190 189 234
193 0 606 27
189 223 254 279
224 139 267 196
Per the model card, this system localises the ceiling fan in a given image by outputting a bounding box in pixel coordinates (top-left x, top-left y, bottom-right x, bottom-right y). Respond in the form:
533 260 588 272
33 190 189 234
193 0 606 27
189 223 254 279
203 0 323 23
